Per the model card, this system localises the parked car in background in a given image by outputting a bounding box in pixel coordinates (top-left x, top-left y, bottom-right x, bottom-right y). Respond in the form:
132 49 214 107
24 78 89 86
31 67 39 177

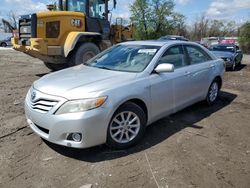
0 36 12 47
25 40 224 149
219 37 239 46
158 35 189 41
220 39 236 45
209 44 243 71
200 37 220 48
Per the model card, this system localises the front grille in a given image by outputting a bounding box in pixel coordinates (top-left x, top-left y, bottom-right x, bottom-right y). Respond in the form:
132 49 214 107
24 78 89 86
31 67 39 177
19 14 37 44
19 16 31 41
31 98 58 113
27 88 65 114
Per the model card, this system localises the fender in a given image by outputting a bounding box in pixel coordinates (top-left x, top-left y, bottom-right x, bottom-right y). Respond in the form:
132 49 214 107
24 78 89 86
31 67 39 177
64 31 102 57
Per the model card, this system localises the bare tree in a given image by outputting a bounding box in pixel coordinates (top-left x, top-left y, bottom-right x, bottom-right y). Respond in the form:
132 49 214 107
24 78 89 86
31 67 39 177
2 18 15 32
7 11 18 30
190 14 209 41
0 11 19 33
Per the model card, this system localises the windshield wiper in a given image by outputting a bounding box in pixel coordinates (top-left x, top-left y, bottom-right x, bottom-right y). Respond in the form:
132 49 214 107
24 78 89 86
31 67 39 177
96 66 112 70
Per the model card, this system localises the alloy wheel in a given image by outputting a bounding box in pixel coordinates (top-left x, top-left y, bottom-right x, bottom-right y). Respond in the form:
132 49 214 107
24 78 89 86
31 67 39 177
110 111 141 144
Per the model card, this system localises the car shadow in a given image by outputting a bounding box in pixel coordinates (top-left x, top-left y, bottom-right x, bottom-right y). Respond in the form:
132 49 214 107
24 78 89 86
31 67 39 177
36 72 51 77
227 64 247 72
235 64 247 71
43 91 237 162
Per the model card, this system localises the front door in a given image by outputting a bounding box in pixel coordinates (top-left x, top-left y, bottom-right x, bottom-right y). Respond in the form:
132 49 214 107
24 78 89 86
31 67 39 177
149 45 191 120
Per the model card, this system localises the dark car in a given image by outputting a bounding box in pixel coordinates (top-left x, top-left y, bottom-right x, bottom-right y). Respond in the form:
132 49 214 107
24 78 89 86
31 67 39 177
209 44 243 71
0 37 12 47
158 35 189 41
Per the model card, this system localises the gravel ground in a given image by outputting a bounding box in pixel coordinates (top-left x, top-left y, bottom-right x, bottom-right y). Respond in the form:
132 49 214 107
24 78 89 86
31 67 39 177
0 48 250 188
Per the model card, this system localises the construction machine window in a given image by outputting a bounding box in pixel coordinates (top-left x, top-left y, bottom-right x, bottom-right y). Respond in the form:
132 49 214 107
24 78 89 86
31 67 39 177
89 0 106 19
67 0 86 12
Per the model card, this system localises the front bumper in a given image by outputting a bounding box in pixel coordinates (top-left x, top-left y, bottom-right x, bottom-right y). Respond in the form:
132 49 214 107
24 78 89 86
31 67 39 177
224 60 234 68
11 37 62 56
24 90 111 148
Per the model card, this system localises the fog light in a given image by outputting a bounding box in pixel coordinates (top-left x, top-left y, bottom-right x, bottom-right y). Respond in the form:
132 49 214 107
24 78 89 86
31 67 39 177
67 133 82 142
72 133 82 142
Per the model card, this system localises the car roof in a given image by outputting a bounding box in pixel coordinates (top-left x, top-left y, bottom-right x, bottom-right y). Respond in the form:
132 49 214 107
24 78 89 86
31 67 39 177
120 40 195 47
159 35 188 39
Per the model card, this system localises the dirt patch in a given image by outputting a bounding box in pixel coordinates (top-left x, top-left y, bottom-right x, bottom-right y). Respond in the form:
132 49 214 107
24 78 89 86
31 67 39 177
0 50 250 188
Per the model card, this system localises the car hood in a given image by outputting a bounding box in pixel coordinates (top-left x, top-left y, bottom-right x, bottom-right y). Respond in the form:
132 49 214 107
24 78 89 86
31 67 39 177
211 51 234 58
33 65 138 100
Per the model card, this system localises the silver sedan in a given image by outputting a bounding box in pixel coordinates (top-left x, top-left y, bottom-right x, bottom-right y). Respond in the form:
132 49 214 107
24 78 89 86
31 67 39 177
25 41 225 149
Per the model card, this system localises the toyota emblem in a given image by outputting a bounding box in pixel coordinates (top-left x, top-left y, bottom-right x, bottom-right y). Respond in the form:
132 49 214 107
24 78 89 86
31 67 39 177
31 91 36 101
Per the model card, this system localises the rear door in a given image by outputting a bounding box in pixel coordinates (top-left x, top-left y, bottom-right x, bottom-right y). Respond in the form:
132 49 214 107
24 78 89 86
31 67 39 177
183 45 215 100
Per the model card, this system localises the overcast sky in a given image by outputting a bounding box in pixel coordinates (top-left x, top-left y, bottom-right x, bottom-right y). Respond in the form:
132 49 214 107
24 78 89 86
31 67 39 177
0 0 249 24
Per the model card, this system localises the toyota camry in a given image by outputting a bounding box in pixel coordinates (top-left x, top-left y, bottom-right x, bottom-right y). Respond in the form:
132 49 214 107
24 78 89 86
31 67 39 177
25 41 225 149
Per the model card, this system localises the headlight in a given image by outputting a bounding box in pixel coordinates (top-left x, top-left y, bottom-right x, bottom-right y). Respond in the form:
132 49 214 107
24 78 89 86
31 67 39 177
55 96 107 115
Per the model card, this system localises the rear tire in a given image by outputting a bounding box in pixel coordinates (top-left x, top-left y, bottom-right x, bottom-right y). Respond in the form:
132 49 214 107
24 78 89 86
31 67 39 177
44 62 68 71
206 80 220 105
107 102 146 149
68 42 100 67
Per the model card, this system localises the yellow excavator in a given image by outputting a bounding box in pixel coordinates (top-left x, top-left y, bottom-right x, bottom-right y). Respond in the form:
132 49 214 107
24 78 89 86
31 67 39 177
12 0 134 70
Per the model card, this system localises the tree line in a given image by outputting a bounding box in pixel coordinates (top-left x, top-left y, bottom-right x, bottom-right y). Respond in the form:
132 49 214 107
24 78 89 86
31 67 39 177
130 0 250 53
0 1 249 53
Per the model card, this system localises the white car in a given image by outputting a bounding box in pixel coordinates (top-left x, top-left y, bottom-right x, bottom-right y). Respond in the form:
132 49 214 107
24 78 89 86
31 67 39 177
25 40 225 149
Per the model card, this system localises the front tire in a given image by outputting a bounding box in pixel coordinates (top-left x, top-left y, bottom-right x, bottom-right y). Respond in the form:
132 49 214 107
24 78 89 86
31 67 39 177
206 80 220 105
69 42 100 66
107 102 146 149
230 61 236 71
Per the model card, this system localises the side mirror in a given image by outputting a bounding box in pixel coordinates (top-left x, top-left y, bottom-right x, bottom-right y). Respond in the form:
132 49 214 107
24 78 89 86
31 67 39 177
154 63 174 73
236 49 242 53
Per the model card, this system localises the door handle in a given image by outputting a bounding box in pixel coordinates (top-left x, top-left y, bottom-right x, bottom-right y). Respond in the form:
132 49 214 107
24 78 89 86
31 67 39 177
184 71 191 76
210 64 215 69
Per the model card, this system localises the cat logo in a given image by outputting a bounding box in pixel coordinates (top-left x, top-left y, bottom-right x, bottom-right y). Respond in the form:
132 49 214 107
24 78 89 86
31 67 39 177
71 19 82 28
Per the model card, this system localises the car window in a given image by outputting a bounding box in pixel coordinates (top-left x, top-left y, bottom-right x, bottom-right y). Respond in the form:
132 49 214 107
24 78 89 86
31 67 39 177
185 45 212 64
158 45 188 69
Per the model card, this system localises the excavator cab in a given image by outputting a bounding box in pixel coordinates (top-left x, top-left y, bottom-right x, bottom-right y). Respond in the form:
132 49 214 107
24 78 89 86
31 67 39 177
57 0 112 39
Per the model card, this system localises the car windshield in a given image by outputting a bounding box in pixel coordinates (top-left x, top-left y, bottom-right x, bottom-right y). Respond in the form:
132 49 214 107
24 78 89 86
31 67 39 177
210 45 235 53
84 45 160 72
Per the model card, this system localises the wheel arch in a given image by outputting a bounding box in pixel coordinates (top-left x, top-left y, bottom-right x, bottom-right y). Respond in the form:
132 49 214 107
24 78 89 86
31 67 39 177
214 76 222 89
112 98 148 123
64 32 102 57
